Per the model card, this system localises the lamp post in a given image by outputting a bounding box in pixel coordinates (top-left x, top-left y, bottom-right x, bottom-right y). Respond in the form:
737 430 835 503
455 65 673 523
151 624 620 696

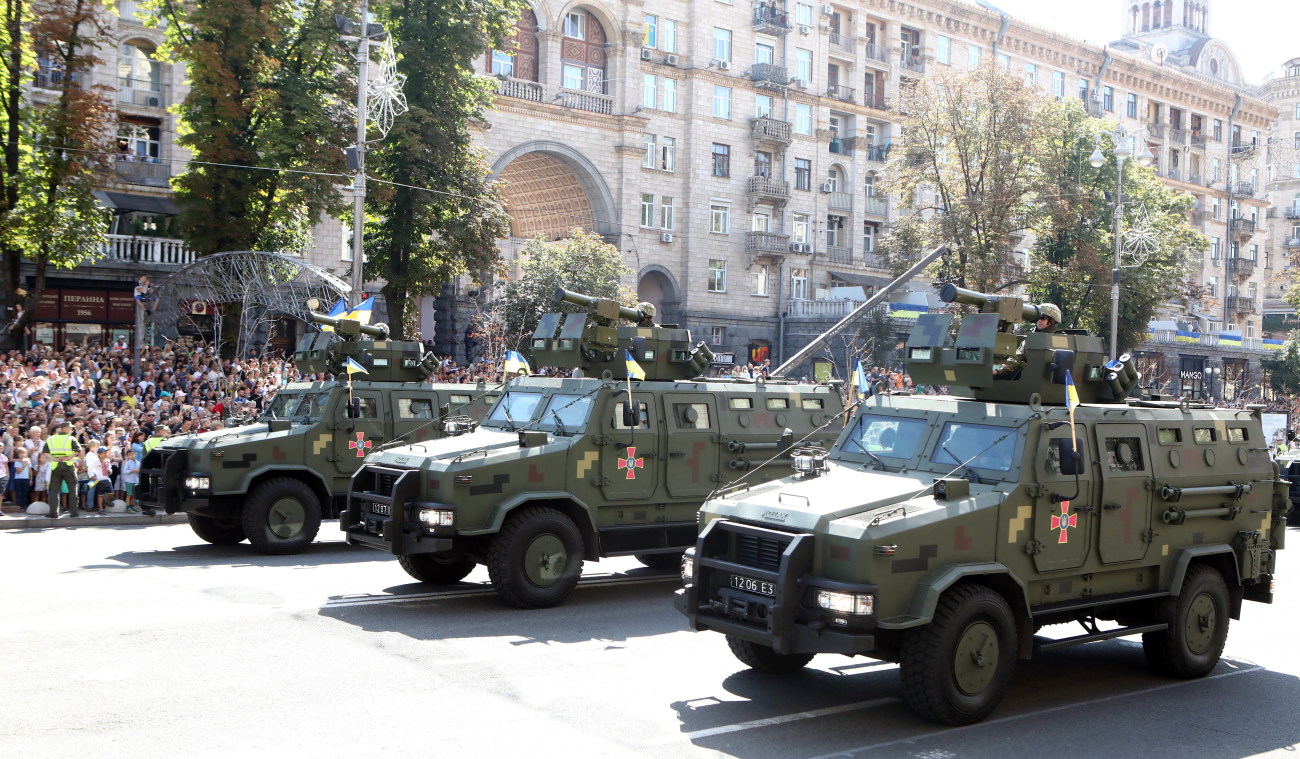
1090 124 1154 361
1207 365 1221 405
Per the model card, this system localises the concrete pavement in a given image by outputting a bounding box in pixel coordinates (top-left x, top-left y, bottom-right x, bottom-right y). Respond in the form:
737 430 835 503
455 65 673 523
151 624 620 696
0 507 187 529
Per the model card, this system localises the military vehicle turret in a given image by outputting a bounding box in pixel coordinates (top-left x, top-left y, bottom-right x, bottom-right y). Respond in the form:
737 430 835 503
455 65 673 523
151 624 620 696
139 311 497 554
342 289 846 608
677 284 1287 725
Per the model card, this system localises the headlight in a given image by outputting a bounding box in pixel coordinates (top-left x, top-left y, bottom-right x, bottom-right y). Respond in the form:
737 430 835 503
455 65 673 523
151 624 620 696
417 508 454 527
184 475 210 492
680 553 695 584
815 590 875 615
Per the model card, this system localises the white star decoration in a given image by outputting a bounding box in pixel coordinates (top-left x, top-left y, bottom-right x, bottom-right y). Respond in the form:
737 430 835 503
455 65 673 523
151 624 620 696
1123 202 1158 265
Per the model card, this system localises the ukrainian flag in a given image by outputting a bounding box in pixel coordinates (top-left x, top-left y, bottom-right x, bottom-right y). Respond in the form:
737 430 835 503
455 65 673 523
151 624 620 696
318 298 347 332
342 298 373 326
344 357 369 374
850 359 868 400
1264 339 1285 350
504 350 530 376
889 302 925 319
1218 332 1242 347
1175 330 1199 344
624 349 646 380
1065 369 1079 411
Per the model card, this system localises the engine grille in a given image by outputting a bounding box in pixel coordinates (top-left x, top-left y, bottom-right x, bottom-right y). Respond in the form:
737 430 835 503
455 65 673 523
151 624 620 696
733 533 786 571
377 472 399 497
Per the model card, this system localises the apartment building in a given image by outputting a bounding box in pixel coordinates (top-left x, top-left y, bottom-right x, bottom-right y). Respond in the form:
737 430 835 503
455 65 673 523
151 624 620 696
473 0 1279 389
1261 58 1300 346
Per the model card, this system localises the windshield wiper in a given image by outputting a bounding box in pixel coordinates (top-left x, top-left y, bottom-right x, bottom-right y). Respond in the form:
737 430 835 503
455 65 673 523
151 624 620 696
942 443 982 484
843 435 885 470
550 410 568 436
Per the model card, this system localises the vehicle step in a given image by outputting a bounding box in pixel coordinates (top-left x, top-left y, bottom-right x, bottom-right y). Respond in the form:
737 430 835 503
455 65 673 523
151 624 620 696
1034 623 1168 652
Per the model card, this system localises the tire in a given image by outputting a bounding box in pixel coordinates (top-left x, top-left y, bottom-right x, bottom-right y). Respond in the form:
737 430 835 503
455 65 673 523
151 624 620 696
899 584 1018 726
635 552 684 571
187 513 246 546
240 478 322 555
487 506 584 609
1142 564 1229 679
726 635 814 674
398 553 476 585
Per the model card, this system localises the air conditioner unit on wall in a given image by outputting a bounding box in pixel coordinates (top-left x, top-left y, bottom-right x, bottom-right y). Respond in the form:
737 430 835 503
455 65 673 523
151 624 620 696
641 48 653 61
822 4 834 15
664 53 679 66
718 61 731 70
820 182 834 192
660 232 674 243
790 242 811 253
798 24 811 34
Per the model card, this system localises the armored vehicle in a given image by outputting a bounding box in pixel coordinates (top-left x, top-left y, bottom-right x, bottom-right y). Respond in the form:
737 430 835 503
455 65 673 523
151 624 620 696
139 313 496 555
342 289 846 608
677 284 1287 725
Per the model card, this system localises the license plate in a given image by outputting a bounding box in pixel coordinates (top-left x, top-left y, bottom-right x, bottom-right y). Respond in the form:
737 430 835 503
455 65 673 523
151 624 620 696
369 502 391 516
730 574 775 596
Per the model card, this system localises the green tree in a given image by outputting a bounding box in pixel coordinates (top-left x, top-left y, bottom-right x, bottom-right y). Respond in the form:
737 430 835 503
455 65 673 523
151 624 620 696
364 0 522 340
491 229 633 353
879 63 1047 292
1 0 114 348
1026 100 1203 354
1261 340 1300 398
156 0 352 255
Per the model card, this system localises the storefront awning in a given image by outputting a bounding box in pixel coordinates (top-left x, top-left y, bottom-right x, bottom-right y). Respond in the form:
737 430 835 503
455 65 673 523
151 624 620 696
93 191 180 216
829 271 892 288
1189 311 1221 322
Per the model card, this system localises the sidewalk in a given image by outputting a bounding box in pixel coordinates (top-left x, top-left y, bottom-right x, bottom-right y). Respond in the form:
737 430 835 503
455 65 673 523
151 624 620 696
0 507 188 529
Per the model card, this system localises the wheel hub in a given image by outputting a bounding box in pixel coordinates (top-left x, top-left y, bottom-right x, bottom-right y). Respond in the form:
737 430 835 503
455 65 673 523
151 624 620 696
953 621 999 696
1184 593 1218 654
267 497 306 538
523 533 566 587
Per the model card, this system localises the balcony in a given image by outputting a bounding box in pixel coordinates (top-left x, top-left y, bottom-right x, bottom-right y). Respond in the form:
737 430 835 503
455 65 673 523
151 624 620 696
1164 167 1181 181
1226 296 1255 314
1284 237 1300 249
1230 140 1256 156
117 79 167 108
751 2 790 34
746 175 790 203
1190 131 1207 148
495 77 543 102
786 299 861 318
1229 217 1256 239
1146 122 1165 138
1230 182 1255 197
828 33 855 56
101 234 195 267
555 86 614 114
863 143 889 162
750 63 791 89
1227 256 1256 276
1187 173 1202 186
863 43 889 65
827 191 852 212
824 245 852 264
33 67 82 91
750 117 792 147
1169 128 1187 145
828 136 853 156
113 158 170 187
746 231 791 255
825 84 855 103
863 195 888 217
1286 208 1300 220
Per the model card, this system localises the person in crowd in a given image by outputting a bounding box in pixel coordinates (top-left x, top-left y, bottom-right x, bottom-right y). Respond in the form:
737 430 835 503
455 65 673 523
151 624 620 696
11 447 32 512
120 449 140 512
32 451 50 505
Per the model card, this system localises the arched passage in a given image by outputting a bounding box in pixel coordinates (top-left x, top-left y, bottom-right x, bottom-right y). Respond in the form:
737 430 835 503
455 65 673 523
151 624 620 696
636 265 681 327
492 141 617 240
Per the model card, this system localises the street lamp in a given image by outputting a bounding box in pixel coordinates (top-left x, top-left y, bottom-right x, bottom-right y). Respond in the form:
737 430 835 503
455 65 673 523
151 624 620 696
1206 365 1221 405
1089 124 1154 361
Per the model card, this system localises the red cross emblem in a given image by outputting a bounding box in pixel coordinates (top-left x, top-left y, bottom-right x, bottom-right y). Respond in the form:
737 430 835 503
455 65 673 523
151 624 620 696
1050 502 1077 544
617 447 645 479
348 432 372 458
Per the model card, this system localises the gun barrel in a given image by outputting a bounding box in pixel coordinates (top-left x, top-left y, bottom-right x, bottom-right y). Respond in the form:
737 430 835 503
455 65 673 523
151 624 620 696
308 311 389 339
938 283 1042 323
553 288 644 323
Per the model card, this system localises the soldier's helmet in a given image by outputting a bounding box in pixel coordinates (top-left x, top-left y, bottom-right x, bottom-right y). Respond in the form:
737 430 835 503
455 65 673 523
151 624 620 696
1039 303 1062 323
637 302 657 319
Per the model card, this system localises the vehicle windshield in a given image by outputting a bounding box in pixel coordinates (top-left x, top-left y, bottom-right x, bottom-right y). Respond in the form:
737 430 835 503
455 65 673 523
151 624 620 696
540 393 595 434
485 391 545 429
840 414 928 460
930 421 1019 472
261 392 305 422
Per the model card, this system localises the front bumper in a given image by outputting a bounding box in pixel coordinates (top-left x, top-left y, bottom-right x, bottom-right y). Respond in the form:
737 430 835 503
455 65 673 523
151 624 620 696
677 519 878 657
342 465 455 556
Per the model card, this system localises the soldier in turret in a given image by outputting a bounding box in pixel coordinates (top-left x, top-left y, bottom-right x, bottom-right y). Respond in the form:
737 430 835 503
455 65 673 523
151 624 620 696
996 303 1062 378
635 302 657 327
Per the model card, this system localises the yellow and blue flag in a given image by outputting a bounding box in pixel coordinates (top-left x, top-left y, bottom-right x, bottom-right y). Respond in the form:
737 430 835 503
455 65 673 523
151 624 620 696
1065 369 1079 410
624 350 646 380
344 357 369 375
319 298 348 332
504 350 530 376
850 359 868 400
342 298 373 326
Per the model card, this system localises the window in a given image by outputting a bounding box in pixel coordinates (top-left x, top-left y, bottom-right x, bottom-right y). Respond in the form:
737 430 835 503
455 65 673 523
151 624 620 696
663 78 677 112
490 50 515 77
1127 92 1138 118
710 326 725 345
795 2 813 25
1213 119 1222 141
863 221 876 252
1079 77 1089 100
1208 276 1218 297
1103 86 1114 111
1210 237 1220 260
642 74 656 109
755 93 773 118
660 197 675 230
931 422 1018 472
612 400 650 430
936 35 950 65
660 136 676 171
713 28 732 62
1211 195 1221 219
674 403 711 430
1024 62 1037 85
564 12 585 39
662 20 678 53
754 150 772 178
755 42 774 65
1249 244 1259 261
826 214 844 246
864 171 877 196
751 210 771 232
793 213 810 243
710 203 730 234
642 134 656 169
825 166 840 192
711 143 730 177
562 64 584 90
794 158 811 190
790 268 808 300
794 103 812 135
1103 437 1145 472
751 264 769 296
997 52 1010 69
713 85 732 119
1052 71 1065 100
708 259 727 291
795 49 813 83
644 14 658 47
640 194 655 227
966 44 981 69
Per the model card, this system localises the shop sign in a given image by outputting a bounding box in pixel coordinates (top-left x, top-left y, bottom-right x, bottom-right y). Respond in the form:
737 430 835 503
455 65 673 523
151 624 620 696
108 291 135 322
711 352 735 366
61 290 107 321
34 289 59 319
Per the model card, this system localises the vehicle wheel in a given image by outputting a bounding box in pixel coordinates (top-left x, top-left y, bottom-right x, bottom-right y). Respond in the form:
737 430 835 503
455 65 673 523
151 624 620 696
398 553 476 585
899 583 1018 726
1142 564 1229 679
726 635 814 674
187 513 246 545
487 506 584 609
635 552 684 571
241 478 321 555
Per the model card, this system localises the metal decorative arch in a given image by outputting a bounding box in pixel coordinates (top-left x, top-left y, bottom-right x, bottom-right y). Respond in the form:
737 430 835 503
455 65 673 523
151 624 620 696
151 251 350 356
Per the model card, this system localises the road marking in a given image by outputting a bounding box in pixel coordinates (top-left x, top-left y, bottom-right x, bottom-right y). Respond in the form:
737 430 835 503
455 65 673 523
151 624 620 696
661 697 900 743
322 573 677 608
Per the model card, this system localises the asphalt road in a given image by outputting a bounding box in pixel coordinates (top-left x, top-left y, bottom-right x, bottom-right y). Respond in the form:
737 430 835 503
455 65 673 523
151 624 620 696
3 523 1299 759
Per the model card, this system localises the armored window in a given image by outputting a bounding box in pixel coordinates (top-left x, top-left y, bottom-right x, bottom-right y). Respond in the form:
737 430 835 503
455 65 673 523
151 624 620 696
931 422 1018 472
729 397 753 410
488 391 544 425
545 394 595 431
674 403 710 430
800 398 823 410
450 394 471 405
846 414 927 460
1104 437 1145 472
1227 427 1247 443
398 398 434 419
766 398 789 410
1193 427 1216 444
611 399 650 429
1157 427 1182 444
354 396 381 419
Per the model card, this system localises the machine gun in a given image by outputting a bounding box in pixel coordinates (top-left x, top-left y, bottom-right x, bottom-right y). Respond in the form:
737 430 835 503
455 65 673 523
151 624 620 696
294 310 440 381
904 284 1140 405
530 288 714 380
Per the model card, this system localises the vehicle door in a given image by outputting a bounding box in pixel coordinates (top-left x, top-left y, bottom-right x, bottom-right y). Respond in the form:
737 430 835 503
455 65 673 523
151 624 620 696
601 392 659 501
664 393 719 498
1096 422 1153 564
393 392 440 445
333 391 385 476
1030 422 1094 573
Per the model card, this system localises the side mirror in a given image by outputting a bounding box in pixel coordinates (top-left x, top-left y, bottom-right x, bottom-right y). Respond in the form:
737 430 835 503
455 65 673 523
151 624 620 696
621 401 639 428
1057 437 1083 475
779 427 794 456
1048 350 1075 385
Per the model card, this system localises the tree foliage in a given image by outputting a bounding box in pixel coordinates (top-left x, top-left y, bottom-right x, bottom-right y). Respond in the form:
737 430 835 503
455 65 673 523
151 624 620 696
1261 340 1300 398
364 0 522 340
491 229 633 352
156 0 353 256
0 0 115 347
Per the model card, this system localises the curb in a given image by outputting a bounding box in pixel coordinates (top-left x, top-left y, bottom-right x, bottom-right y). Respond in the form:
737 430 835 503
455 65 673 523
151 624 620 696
0 513 190 530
